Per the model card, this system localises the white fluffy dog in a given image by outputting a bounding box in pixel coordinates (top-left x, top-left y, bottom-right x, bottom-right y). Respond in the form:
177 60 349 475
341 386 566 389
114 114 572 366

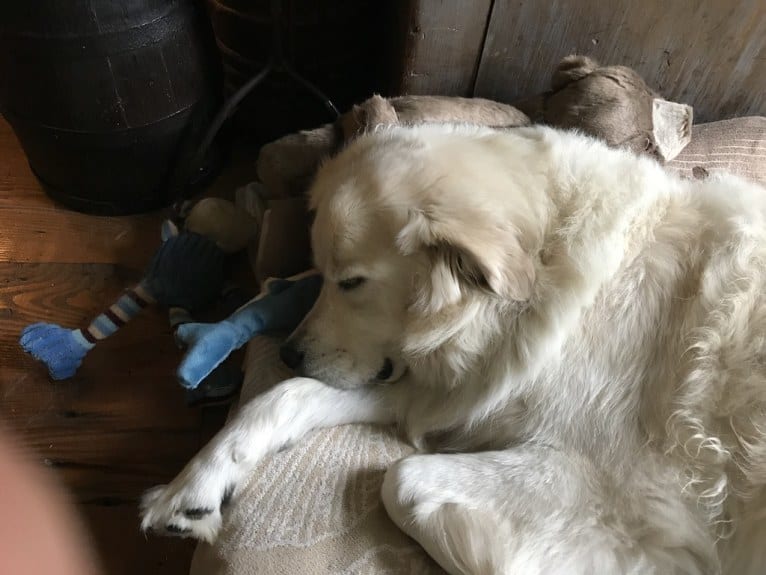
141 124 766 574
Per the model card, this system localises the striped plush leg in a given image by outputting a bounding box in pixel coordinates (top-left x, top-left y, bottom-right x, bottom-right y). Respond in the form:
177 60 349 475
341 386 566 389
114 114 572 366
20 282 157 380
78 283 156 345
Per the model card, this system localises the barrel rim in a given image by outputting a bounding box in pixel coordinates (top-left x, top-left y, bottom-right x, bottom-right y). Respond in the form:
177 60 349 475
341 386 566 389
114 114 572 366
0 104 198 136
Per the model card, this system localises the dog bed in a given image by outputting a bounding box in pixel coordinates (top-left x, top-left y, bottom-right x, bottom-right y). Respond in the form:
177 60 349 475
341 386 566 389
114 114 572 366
667 117 766 184
189 116 765 575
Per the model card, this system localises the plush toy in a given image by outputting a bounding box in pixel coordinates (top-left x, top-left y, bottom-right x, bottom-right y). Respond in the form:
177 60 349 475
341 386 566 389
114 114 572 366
19 196 320 401
514 55 693 162
256 95 530 197
256 55 693 198
174 269 321 389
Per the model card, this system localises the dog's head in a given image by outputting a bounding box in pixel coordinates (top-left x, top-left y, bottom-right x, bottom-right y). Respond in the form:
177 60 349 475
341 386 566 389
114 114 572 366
282 126 541 388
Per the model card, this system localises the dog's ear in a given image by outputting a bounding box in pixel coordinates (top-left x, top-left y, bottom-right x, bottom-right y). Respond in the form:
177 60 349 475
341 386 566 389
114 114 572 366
398 207 535 305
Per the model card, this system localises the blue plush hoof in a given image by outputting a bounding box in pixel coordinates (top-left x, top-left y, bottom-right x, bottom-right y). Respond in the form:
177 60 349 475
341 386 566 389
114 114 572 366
176 321 241 389
20 323 93 380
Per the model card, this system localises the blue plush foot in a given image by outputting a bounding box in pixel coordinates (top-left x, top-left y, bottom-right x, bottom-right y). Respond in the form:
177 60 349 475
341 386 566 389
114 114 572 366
176 273 322 389
175 321 244 389
19 323 94 380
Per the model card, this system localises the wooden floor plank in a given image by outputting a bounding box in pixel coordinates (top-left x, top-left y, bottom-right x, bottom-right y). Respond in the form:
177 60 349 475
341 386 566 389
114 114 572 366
80 504 197 575
0 262 220 501
0 204 164 267
0 115 228 573
0 123 169 267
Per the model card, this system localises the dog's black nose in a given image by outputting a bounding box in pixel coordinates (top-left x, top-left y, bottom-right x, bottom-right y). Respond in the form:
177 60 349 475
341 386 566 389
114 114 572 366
279 343 304 370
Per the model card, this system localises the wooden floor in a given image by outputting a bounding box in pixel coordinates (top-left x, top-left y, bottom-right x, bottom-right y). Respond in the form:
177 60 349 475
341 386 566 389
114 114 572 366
0 117 231 573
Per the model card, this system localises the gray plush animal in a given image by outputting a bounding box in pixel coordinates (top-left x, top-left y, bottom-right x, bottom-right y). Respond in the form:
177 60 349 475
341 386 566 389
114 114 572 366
256 55 694 197
516 55 693 162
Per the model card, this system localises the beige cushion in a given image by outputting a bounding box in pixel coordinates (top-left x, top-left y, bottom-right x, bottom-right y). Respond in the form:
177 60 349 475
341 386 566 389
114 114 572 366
190 337 444 575
667 117 766 185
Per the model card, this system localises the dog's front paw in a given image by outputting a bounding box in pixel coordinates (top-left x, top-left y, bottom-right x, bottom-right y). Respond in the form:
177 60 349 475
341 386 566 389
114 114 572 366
140 467 238 543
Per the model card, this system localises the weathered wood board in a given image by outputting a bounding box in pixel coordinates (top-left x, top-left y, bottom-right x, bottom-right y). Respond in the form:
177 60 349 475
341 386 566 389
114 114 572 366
395 0 766 122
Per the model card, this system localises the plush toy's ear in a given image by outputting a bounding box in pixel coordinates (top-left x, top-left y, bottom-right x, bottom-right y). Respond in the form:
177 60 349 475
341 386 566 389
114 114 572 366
651 98 693 161
339 94 399 141
551 54 599 90
398 207 535 310
161 220 180 242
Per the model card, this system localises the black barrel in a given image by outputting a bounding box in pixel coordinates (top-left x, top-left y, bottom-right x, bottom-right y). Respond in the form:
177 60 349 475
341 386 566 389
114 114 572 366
0 0 221 215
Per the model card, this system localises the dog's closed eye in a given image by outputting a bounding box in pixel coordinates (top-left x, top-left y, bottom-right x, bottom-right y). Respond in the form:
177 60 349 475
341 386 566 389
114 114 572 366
338 277 366 291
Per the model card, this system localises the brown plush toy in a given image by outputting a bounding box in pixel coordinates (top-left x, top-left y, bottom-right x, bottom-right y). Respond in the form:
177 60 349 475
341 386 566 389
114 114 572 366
338 94 529 140
516 55 693 162
256 55 693 197
256 95 529 197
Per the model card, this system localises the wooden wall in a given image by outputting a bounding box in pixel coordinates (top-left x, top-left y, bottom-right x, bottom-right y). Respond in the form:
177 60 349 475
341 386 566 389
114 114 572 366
392 0 766 122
